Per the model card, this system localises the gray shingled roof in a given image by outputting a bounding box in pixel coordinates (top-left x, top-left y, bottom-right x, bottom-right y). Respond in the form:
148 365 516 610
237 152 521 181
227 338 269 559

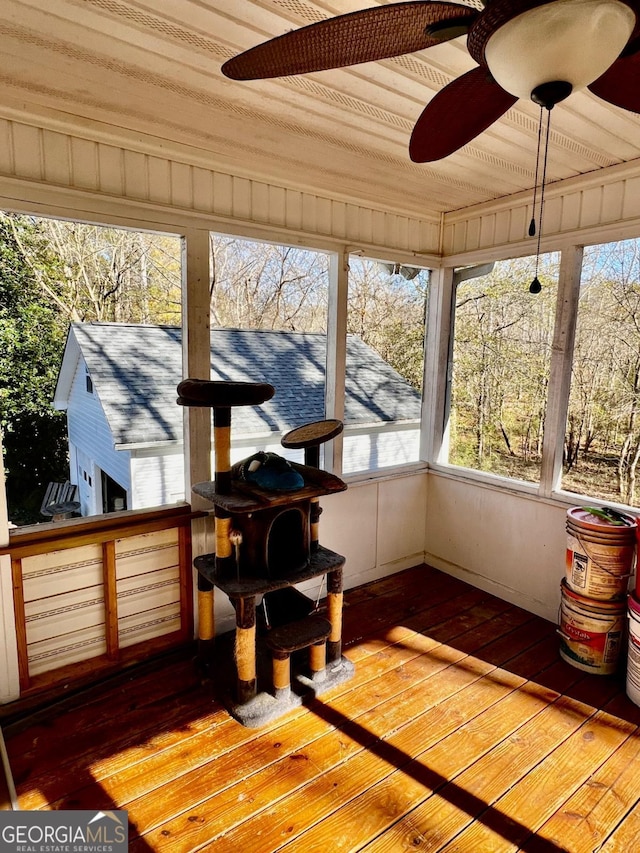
66 323 421 447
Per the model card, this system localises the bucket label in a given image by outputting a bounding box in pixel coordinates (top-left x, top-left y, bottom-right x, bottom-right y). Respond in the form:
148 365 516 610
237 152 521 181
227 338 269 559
563 621 607 652
560 595 625 674
627 630 640 701
567 545 588 589
604 630 622 663
565 532 633 599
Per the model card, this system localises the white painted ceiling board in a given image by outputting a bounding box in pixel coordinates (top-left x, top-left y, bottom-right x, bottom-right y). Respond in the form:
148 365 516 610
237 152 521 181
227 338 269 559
1 0 640 221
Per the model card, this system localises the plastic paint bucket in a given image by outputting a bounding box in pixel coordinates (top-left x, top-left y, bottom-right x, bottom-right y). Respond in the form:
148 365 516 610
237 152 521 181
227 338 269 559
637 526 640 598
558 580 626 674
565 507 636 601
627 593 640 707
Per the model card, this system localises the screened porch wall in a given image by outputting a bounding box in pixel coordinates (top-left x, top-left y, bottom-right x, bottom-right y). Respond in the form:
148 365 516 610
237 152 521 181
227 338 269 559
2 109 639 633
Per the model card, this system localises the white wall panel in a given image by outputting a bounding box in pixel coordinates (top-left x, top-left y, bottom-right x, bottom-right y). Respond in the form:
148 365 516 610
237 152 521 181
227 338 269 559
212 171 233 217
561 192 581 232
0 554 20 703
43 130 71 186
443 162 640 260
286 189 303 231
494 210 510 246
508 205 527 245
12 123 42 180
479 215 495 250
581 186 602 228
0 117 439 255
377 474 427 569
424 473 567 622
268 185 287 227
0 120 14 175
251 181 270 224
601 181 624 224
171 161 192 208
331 200 347 239
466 217 481 252
543 196 562 237
232 176 252 220
148 156 172 206
71 138 98 191
621 175 640 220
98 144 124 197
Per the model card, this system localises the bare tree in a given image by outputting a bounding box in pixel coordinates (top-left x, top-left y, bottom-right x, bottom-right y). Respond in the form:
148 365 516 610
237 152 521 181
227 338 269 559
209 235 328 331
4 213 182 325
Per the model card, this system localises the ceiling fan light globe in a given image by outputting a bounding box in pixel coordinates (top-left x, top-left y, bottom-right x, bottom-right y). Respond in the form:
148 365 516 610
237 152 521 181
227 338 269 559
484 0 635 101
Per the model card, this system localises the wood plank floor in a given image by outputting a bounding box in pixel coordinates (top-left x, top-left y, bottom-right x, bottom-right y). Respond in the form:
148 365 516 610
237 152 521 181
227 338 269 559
5 564 640 852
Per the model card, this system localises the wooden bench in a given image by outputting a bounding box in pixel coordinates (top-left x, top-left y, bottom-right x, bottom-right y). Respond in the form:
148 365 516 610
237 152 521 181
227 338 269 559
40 481 79 519
265 614 331 698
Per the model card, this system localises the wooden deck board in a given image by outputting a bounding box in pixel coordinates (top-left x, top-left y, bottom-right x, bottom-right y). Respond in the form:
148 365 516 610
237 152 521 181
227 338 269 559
4 564 639 853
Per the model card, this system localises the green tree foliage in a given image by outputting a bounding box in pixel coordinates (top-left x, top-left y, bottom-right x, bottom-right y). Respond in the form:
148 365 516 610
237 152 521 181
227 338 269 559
1 214 182 524
32 219 182 324
449 255 558 482
347 258 428 392
564 240 640 504
0 214 68 523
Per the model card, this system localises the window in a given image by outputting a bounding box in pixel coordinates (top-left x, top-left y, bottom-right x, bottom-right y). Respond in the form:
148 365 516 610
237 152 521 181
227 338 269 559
208 233 330 467
445 254 558 484
562 239 640 505
344 256 429 475
0 211 182 525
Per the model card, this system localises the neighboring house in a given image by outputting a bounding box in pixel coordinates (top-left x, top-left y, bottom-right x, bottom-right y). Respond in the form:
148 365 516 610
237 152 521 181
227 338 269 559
54 323 422 515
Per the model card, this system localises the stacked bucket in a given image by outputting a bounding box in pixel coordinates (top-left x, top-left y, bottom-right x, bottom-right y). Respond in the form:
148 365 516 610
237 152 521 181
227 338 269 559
559 506 640 705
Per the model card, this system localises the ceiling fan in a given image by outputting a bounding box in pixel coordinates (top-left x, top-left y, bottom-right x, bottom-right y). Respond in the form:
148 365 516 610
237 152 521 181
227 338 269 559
221 0 640 163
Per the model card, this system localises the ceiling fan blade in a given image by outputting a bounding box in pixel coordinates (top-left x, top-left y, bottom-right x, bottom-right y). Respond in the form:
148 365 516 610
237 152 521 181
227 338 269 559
588 51 640 114
409 66 517 162
222 2 478 80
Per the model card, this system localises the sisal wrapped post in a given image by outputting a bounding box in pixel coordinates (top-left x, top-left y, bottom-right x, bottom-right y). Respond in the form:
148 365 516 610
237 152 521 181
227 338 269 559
234 595 257 704
327 568 343 663
215 513 232 559
272 650 291 699
197 579 215 641
310 640 327 682
196 573 215 676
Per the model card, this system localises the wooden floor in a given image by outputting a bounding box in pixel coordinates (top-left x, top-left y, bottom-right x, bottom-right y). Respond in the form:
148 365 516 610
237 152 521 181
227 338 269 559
5 564 640 852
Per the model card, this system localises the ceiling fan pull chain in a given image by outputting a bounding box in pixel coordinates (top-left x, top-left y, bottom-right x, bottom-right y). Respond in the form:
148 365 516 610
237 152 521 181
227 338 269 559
529 104 544 238
530 106 552 294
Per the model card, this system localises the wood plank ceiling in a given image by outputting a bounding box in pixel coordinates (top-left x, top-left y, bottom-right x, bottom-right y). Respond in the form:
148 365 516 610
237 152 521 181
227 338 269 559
2 0 640 219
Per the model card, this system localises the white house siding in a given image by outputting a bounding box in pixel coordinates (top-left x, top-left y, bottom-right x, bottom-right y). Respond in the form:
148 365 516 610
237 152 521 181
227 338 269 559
128 427 418 510
130 450 185 510
342 424 420 476
66 358 131 511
